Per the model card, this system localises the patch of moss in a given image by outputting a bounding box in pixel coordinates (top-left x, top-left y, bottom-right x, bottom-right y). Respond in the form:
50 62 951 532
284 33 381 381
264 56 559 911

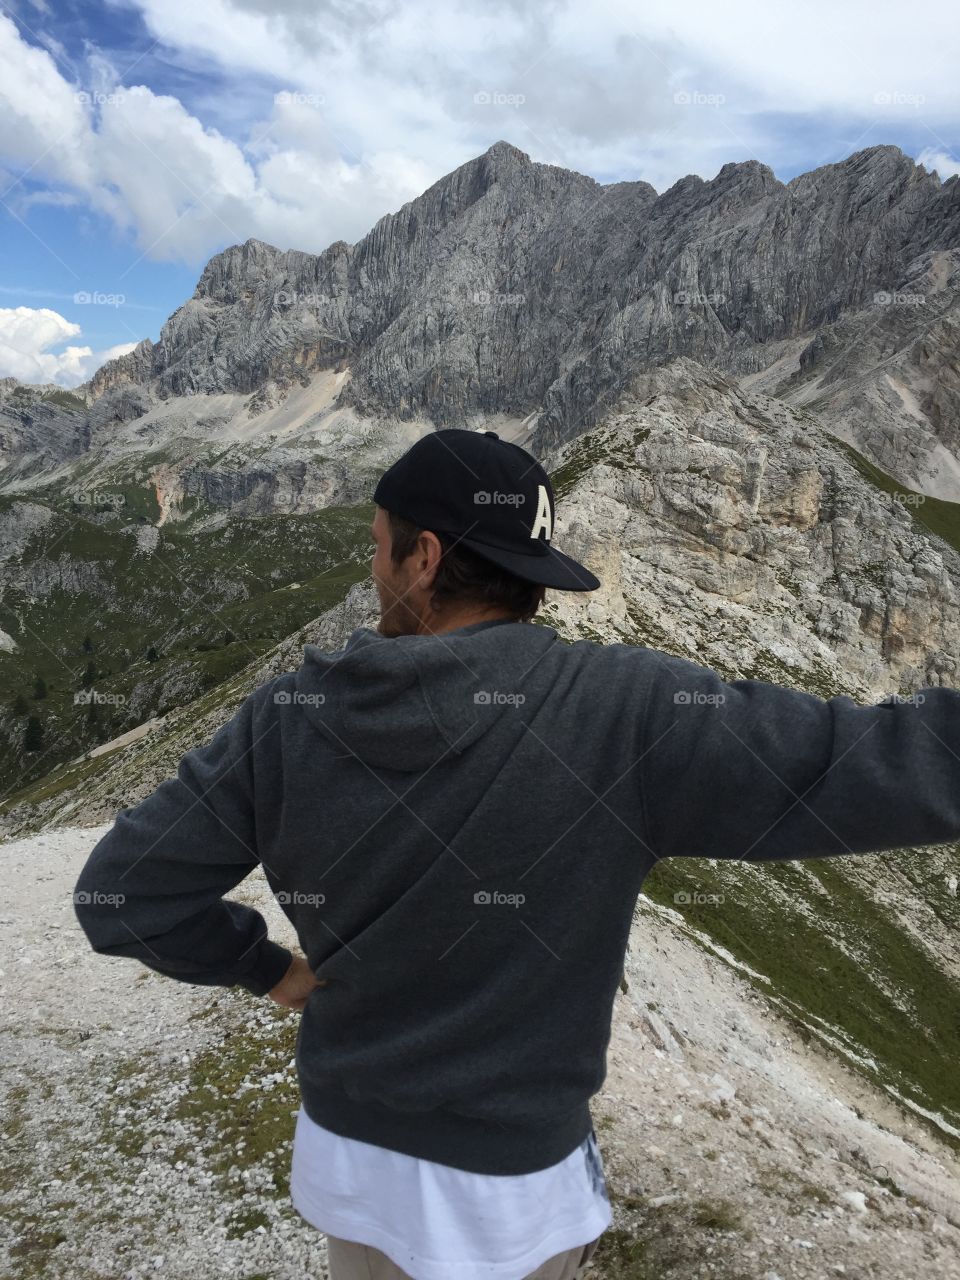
172 996 300 1199
592 1228 655 1279
549 425 651 501
691 1198 744 1231
225 1206 272 1239
40 388 86 411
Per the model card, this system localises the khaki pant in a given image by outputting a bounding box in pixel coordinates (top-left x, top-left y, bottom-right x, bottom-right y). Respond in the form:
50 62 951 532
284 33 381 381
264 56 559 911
325 1232 602 1279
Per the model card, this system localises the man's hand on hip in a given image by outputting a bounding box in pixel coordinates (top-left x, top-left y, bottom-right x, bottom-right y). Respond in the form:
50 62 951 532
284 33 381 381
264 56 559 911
268 954 327 1010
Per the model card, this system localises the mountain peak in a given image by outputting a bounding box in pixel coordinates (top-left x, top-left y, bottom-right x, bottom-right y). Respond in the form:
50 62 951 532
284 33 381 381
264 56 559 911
483 139 531 164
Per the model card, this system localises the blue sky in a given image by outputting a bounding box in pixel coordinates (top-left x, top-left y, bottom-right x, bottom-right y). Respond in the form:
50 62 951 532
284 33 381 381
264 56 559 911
1 0 957 386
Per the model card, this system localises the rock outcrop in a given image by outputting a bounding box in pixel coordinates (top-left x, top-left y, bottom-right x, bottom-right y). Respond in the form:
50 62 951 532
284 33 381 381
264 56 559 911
4 139 959 504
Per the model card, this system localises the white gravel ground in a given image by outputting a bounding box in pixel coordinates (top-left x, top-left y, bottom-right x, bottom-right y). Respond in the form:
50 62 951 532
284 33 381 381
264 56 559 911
3 824 960 1280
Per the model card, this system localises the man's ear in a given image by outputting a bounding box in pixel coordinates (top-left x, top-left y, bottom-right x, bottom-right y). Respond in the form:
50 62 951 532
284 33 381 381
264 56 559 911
417 530 444 584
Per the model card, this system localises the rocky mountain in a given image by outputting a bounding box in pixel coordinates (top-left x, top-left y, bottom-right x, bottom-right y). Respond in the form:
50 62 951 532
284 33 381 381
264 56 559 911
738 247 960 501
4 357 960 1266
9 351 960 813
1 137 959 787
4 175 960 1272
4 139 960 507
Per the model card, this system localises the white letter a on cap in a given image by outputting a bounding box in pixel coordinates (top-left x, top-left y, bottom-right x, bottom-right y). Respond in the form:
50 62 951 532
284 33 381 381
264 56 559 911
530 484 552 540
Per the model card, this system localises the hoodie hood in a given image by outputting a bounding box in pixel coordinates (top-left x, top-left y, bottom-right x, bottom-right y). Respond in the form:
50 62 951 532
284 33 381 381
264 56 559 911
294 618 560 771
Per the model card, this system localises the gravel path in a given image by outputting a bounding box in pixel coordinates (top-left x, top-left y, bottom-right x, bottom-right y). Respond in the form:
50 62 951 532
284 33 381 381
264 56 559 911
3 824 960 1280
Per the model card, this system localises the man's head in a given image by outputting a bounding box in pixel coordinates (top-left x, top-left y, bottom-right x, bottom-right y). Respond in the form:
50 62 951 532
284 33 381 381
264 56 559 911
369 428 601 637
370 505 547 637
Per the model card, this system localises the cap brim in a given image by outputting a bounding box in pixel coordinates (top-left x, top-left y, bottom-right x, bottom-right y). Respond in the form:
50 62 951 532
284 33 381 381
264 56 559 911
456 536 601 591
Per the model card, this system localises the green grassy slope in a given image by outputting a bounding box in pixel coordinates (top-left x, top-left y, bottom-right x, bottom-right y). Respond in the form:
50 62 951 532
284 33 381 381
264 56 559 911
0 494 375 792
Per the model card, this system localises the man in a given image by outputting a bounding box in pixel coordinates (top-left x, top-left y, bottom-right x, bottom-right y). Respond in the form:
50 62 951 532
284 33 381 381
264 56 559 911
75 428 960 1280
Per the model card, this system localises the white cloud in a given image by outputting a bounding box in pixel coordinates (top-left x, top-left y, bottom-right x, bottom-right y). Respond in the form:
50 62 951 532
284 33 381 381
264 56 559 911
917 147 960 180
600 0 959 118
0 307 136 386
0 0 958 276
0 14 94 189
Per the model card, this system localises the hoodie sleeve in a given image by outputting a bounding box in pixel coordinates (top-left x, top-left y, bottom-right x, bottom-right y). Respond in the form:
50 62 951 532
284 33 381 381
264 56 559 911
635 649 960 862
73 689 294 997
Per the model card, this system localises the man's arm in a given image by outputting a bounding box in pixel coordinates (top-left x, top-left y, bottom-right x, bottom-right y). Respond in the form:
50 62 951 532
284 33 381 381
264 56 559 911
635 650 960 862
73 690 294 997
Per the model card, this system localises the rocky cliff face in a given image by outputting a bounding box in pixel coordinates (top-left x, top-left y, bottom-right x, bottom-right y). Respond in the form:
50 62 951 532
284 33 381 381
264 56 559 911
0 380 89 483
739 247 960 501
7 356 960 822
539 358 960 701
80 142 960 448
4 138 958 507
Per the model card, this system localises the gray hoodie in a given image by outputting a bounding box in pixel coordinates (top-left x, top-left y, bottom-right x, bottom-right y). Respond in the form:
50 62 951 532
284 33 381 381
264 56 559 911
74 617 960 1174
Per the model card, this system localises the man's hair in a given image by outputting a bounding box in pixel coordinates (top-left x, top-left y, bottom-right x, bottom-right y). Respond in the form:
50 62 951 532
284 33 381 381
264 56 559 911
385 509 546 622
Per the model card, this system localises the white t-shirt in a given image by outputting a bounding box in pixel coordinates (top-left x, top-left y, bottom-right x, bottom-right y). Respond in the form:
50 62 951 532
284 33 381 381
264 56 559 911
290 1105 612 1280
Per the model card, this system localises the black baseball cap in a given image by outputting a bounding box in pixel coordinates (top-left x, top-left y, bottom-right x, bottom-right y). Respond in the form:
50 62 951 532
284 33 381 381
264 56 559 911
372 428 601 591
